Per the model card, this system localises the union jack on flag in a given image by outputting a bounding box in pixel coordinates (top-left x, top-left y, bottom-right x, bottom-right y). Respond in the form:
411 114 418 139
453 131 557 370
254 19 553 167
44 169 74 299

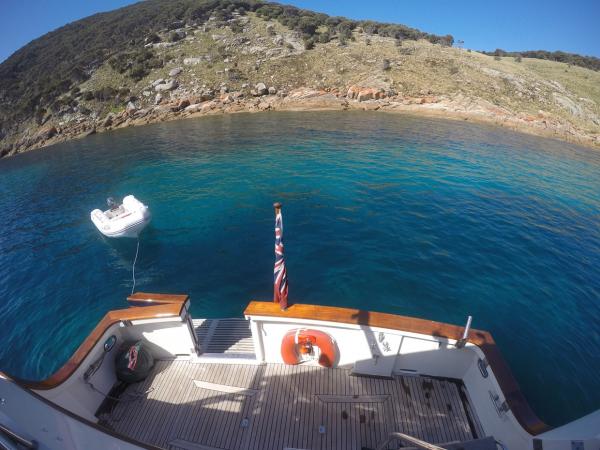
273 207 288 310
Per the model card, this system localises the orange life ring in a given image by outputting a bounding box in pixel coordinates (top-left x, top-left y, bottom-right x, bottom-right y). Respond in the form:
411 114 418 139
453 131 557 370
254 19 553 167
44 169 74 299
281 329 338 368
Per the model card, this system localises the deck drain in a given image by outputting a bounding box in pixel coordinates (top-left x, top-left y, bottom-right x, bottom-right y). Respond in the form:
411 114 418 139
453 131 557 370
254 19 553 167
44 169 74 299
318 425 326 434
241 417 249 428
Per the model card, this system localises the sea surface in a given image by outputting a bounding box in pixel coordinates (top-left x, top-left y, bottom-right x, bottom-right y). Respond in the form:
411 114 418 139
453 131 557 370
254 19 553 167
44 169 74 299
0 112 598 427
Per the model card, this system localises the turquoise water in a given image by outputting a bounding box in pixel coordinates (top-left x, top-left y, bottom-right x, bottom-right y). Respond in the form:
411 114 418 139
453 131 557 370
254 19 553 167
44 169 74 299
0 112 599 426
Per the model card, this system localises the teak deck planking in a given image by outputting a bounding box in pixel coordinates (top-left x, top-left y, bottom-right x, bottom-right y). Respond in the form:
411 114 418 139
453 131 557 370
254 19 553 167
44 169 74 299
102 360 483 450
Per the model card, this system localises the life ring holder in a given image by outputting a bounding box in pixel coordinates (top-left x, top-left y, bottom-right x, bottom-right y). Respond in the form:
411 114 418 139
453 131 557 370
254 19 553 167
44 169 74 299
281 328 338 368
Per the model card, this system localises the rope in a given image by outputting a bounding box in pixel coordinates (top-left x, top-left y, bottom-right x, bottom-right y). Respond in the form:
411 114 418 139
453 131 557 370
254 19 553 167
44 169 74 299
131 238 140 295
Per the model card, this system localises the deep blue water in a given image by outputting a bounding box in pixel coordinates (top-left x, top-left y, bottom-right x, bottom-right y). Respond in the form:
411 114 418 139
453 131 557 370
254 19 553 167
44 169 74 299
0 112 599 427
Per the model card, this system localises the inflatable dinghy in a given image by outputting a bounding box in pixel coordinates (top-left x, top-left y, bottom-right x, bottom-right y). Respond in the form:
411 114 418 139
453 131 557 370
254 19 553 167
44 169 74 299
91 195 151 238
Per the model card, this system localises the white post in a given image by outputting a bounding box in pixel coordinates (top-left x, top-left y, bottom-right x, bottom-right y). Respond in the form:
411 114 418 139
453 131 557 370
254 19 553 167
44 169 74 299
456 315 472 348
249 319 265 362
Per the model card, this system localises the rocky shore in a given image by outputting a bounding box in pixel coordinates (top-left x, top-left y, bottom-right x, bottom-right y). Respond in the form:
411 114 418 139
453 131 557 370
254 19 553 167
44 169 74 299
6 83 598 157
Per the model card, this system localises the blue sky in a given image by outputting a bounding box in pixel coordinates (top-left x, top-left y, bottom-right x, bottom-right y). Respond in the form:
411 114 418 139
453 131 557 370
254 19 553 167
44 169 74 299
1 0 599 63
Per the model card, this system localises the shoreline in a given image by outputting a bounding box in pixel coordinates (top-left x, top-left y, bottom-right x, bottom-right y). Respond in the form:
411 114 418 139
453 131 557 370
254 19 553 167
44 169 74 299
3 88 600 157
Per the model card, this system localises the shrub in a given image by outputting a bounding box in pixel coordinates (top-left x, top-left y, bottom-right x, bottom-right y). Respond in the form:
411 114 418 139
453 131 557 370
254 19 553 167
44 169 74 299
145 33 161 44
319 31 331 44
515 55 522 63
94 86 117 102
479 49 600 70
304 37 315 50
298 16 319 36
169 31 184 42
230 21 244 33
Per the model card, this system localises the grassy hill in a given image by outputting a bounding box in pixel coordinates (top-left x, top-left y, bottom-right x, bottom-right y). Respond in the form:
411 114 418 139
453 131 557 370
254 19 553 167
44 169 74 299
1 0 599 156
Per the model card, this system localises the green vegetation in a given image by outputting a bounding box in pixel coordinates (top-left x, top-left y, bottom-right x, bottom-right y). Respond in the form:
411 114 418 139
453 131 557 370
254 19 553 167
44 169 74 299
108 48 164 81
483 49 600 71
254 3 453 47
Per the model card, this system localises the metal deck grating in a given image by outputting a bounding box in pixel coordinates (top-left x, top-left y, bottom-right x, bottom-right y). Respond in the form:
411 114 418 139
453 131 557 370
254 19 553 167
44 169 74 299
193 318 255 355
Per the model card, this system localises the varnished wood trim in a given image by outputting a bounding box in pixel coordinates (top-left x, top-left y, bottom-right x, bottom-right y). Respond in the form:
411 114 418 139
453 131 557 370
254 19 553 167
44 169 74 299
17 295 188 390
127 292 189 307
244 301 551 436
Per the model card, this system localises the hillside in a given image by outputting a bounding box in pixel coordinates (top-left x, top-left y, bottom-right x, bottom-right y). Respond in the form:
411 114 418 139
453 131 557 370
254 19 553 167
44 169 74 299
1 0 599 157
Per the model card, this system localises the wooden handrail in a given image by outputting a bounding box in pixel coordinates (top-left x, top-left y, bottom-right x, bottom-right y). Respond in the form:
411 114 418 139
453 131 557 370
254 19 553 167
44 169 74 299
127 292 189 307
244 301 551 436
16 293 189 390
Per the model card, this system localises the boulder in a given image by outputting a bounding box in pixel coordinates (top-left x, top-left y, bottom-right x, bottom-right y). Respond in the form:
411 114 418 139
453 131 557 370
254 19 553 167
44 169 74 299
273 35 284 46
184 57 203 65
126 101 137 114
153 42 177 49
347 85 361 99
154 93 163 105
255 83 267 96
152 78 165 87
178 99 190 109
36 126 58 141
347 85 387 102
155 79 178 92
169 67 183 77
201 101 217 112
357 90 376 102
133 108 150 119
268 87 277 95
266 23 275 36
184 103 202 113
103 113 114 128
199 89 215 101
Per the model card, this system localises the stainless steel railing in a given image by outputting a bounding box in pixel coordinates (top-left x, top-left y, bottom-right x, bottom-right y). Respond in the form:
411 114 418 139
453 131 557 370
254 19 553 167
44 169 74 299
0 423 37 449
375 431 446 450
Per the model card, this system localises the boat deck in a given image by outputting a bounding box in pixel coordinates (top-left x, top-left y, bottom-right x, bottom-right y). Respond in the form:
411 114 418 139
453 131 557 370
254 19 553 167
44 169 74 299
99 359 486 450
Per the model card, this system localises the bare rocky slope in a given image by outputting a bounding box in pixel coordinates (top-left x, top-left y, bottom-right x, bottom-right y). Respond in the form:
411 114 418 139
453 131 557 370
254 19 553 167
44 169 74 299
1 2 599 157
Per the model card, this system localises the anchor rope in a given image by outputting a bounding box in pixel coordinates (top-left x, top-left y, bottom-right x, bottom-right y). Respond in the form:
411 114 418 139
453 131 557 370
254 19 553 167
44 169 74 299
131 238 140 295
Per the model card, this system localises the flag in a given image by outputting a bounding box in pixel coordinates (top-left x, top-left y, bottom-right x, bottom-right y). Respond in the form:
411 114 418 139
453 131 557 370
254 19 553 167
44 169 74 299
273 204 288 310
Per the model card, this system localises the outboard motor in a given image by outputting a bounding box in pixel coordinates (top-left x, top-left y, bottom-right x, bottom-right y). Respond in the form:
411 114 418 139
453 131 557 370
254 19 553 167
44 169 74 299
106 197 118 210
